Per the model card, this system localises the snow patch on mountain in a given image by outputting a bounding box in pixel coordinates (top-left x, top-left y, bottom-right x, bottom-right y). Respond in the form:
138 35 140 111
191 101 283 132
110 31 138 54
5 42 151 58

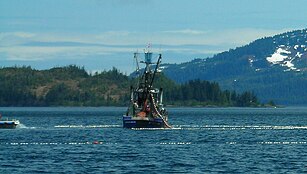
248 56 254 66
266 45 306 71
283 61 296 70
266 47 291 63
247 56 261 72
294 45 299 49
295 52 302 58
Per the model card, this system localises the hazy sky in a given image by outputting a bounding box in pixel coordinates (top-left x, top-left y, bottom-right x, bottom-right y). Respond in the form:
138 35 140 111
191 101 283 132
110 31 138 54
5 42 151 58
1 0 306 73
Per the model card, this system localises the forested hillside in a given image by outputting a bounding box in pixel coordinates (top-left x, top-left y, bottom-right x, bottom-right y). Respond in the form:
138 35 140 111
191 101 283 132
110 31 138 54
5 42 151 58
0 65 129 106
161 29 307 105
0 65 263 107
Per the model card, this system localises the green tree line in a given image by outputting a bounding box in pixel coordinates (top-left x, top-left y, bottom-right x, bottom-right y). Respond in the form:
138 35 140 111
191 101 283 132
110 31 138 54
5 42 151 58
0 65 266 107
159 79 259 107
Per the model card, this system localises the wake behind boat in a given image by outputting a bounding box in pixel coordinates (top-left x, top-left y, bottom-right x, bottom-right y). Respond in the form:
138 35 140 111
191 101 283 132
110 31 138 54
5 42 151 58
123 48 171 128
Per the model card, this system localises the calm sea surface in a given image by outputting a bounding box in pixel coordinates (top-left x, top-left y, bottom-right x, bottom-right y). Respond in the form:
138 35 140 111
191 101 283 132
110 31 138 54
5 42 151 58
1 107 307 173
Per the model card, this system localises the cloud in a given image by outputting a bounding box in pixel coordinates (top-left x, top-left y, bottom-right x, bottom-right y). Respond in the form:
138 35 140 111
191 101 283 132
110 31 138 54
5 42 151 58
0 45 133 61
205 28 291 46
0 32 35 39
160 28 290 46
0 32 37 46
0 28 293 68
163 29 208 35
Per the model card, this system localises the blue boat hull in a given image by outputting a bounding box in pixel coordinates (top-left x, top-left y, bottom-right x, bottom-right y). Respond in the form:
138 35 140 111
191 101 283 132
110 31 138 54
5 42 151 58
123 116 165 128
0 122 18 129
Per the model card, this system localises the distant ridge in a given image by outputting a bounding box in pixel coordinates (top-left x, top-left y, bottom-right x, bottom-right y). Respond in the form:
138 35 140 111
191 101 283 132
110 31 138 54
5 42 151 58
161 29 307 105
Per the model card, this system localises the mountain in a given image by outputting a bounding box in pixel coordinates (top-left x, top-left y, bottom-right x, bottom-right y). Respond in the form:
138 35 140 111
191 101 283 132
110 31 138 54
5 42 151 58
161 29 307 105
0 66 130 106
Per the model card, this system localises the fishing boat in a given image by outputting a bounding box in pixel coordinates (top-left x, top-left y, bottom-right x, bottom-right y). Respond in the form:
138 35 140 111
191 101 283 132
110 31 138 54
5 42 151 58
123 48 171 128
0 116 20 129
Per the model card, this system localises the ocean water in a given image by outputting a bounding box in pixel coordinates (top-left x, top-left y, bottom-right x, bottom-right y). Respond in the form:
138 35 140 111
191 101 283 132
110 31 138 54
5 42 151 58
1 107 307 173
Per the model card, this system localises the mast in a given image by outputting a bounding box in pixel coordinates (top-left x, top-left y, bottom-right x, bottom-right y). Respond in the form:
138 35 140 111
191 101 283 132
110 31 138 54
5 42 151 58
145 51 153 87
134 52 141 86
150 53 162 88
134 52 140 76
141 50 153 107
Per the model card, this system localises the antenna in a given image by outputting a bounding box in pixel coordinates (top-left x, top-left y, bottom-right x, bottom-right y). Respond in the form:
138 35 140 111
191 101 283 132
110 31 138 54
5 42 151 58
145 43 152 53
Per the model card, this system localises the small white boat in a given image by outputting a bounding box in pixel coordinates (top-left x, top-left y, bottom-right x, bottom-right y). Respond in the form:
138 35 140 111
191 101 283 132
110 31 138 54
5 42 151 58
0 118 20 129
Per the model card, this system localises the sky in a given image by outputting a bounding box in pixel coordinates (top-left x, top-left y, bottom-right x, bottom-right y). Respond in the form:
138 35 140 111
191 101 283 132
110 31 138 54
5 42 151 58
1 0 307 73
